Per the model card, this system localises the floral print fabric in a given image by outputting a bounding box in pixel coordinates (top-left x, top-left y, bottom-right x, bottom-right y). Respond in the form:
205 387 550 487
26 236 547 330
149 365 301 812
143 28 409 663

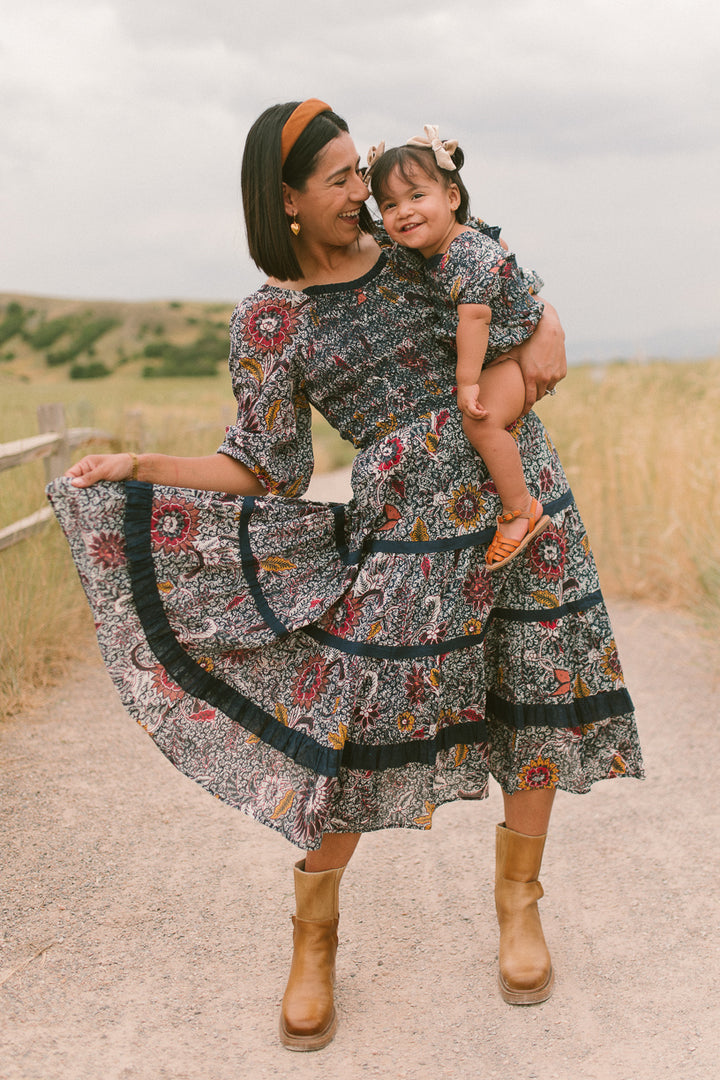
47 231 643 850
425 230 545 365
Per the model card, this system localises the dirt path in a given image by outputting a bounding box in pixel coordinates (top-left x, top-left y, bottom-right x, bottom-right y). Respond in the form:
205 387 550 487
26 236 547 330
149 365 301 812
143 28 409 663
1 469 719 1080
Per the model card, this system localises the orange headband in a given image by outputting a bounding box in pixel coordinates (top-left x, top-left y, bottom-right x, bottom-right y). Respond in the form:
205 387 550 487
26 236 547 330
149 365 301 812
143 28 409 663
281 98 332 165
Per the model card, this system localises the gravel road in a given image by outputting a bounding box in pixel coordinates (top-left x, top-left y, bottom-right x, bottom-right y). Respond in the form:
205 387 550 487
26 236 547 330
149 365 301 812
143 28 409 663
1 468 718 1080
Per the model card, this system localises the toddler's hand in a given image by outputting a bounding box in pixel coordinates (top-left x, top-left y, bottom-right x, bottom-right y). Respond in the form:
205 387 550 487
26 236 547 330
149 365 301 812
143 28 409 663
456 385 488 420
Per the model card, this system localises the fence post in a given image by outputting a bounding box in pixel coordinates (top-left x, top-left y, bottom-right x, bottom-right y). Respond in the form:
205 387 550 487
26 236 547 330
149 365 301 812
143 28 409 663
124 409 146 453
37 403 69 481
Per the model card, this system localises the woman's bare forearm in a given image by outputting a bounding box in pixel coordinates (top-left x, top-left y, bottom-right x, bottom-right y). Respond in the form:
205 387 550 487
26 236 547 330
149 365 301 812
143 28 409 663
66 450 266 495
133 452 265 493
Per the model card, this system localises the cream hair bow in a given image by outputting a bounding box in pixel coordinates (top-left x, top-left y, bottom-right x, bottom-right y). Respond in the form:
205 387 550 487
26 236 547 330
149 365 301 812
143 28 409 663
364 141 385 191
405 125 458 170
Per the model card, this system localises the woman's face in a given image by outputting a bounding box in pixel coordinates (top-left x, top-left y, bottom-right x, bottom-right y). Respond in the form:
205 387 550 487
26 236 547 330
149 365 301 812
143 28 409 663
283 131 369 248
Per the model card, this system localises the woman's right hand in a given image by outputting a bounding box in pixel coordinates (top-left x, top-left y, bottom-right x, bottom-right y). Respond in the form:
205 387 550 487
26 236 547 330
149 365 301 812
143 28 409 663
513 301 567 414
65 453 134 487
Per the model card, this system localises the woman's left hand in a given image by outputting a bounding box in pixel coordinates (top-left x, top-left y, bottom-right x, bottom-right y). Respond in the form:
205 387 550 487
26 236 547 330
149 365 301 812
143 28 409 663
66 453 135 487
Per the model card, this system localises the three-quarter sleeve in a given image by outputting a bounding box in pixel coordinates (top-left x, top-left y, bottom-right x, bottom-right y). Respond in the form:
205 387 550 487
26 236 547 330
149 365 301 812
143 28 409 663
218 291 314 497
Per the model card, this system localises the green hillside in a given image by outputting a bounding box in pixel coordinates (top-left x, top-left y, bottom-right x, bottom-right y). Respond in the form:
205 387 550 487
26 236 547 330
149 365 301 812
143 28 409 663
0 293 236 383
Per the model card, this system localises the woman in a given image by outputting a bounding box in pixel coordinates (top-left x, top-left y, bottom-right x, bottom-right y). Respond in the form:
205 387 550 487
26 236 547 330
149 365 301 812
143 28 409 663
49 100 643 1052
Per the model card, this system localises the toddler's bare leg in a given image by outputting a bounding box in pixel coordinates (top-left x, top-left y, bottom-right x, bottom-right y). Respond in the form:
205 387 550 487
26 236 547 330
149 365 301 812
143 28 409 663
462 359 537 543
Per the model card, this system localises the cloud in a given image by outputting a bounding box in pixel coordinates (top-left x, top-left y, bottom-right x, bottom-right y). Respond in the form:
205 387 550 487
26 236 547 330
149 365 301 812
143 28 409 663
1 0 718 349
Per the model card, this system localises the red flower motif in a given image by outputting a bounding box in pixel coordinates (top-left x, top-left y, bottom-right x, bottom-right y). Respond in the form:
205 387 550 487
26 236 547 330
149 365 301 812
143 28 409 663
329 596 362 637
87 531 125 568
418 620 449 644
552 668 572 696
377 437 403 472
189 708 216 723
518 756 560 790
405 664 428 706
446 483 485 531
150 666 184 702
240 298 300 356
529 527 566 581
292 656 330 710
396 340 426 370
233 392 262 433
150 499 199 554
462 566 494 612
352 700 381 730
538 466 554 493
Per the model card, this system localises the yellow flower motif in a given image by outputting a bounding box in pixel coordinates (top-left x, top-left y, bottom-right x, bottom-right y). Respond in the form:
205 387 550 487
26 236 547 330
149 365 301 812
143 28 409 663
198 656 214 673
259 557 297 573
449 277 464 304
375 413 399 437
609 754 627 775
413 801 436 828
265 399 282 430
446 483 485 531
274 702 289 726
238 356 263 382
411 517 430 541
600 641 623 682
157 580 174 593
397 711 415 733
518 756 560 790
271 790 295 819
532 589 559 609
464 617 484 634
428 668 441 688
573 674 592 698
327 722 348 750
454 744 469 767
438 708 460 728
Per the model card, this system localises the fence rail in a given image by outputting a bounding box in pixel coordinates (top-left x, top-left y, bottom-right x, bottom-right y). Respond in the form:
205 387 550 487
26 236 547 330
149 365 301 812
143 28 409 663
0 403 113 551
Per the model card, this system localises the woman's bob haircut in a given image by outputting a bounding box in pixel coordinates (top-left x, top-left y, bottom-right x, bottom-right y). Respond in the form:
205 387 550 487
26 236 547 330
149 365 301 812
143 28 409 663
242 102 375 282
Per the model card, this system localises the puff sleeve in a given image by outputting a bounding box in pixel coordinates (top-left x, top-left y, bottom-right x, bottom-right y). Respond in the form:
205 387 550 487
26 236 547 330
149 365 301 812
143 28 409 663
428 232 544 362
217 291 314 497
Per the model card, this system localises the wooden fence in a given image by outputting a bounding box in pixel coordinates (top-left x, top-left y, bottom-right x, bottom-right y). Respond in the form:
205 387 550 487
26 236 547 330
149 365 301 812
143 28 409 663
0 403 114 551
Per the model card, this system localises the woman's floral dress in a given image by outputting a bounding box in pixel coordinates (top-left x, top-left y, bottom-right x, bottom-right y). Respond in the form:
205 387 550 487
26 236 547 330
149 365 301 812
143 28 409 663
47 233 644 850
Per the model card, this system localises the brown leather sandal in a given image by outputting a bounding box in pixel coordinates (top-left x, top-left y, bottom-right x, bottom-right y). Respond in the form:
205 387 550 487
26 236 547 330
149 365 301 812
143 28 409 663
485 498 550 571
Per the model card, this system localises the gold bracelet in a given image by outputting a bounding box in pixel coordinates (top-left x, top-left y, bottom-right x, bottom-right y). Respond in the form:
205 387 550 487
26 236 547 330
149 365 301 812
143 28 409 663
129 452 139 480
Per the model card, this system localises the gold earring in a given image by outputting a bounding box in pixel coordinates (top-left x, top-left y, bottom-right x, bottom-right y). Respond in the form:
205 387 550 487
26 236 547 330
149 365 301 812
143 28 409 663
290 212 300 236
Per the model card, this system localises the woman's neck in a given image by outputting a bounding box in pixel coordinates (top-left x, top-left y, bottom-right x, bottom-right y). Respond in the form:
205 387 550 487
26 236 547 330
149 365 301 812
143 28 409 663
268 232 381 290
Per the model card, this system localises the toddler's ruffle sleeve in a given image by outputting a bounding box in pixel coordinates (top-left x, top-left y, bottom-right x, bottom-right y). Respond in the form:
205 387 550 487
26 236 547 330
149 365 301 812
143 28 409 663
218 292 314 497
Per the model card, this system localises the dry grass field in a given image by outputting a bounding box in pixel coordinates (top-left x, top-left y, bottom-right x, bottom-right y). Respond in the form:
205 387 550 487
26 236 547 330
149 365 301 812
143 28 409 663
1 316 718 719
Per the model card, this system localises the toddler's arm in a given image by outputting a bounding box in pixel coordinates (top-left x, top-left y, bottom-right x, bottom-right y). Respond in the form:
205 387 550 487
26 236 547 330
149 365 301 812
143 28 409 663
456 302 492 419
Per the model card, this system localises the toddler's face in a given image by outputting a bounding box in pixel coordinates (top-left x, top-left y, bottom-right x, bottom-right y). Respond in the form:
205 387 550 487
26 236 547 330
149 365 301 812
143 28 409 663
377 166 460 258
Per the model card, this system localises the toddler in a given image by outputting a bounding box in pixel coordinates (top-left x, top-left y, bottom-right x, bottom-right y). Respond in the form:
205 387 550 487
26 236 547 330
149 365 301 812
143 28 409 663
367 126 552 570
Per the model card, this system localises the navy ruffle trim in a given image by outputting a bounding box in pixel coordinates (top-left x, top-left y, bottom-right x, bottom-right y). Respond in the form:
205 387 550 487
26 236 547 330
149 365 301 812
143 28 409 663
125 481 634 780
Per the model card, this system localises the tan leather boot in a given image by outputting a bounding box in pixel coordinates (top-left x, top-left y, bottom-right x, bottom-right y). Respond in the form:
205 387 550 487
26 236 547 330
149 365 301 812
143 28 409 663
495 822 554 1004
279 859 345 1051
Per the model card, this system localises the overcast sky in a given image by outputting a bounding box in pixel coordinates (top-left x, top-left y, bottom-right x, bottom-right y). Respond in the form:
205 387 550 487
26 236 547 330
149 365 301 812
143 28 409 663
2 0 718 357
